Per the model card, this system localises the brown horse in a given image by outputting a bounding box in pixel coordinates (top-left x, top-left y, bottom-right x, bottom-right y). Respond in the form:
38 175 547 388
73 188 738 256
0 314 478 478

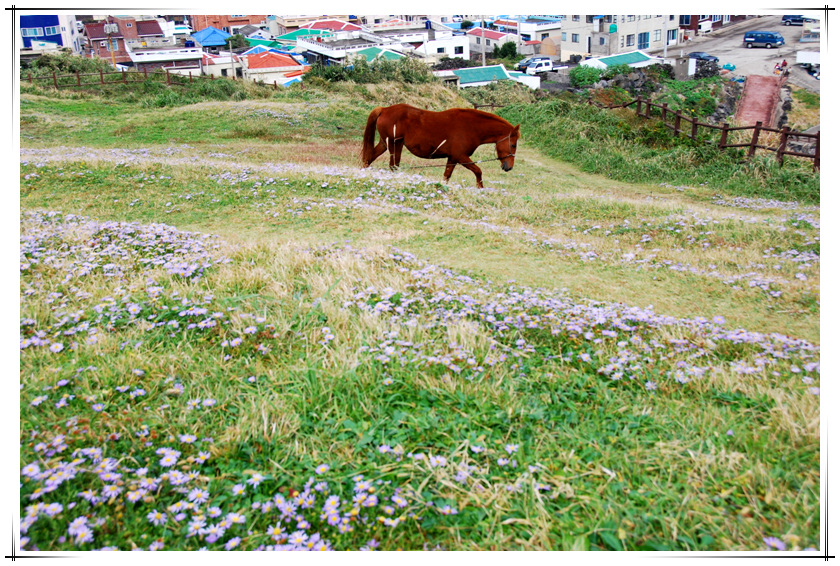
361 104 521 188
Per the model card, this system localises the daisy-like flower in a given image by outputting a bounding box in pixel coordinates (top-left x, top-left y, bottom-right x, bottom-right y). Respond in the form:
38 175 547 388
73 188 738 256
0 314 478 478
231 484 246 496
288 531 308 545
179 434 197 444
763 537 787 551
225 537 241 550
266 523 286 542
246 473 265 488
315 464 329 475
146 509 167 526
505 444 519 455
49 342 64 353
30 396 48 407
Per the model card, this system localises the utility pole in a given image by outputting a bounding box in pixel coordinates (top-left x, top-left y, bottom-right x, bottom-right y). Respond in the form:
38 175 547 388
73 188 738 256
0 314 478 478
481 17 485 66
103 19 119 69
663 16 669 58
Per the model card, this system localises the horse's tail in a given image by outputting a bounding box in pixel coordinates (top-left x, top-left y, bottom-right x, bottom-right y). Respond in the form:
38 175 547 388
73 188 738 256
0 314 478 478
361 106 383 167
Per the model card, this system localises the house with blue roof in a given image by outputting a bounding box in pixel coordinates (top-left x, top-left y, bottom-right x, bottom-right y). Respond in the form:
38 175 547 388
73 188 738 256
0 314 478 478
191 26 231 52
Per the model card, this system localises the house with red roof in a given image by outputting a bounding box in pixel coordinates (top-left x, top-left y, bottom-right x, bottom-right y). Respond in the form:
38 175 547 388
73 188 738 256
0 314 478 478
242 50 311 85
298 19 363 32
466 27 518 56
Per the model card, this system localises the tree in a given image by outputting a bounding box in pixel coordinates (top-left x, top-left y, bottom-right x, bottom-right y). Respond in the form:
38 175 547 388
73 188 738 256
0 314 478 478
499 41 518 59
225 34 248 49
461 20 473 30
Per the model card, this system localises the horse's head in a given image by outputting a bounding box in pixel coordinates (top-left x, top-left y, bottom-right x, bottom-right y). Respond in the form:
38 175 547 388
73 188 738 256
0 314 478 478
496 125 521 172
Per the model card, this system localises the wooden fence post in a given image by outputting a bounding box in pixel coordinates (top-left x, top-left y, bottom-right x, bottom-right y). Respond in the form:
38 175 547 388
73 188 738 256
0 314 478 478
274 80 278 89
635 95 642 116
76 71 81 87
814 131 820 170
748 121 763 158
719 122 729 149
776 126 789 165
189 71 193 83
122 70 127 84
673 111 682 137
100 69 104 84
166 69 171 85
144 67 148 80
53 72 58 89
661 102 668 122
691 117 698 140
645 99 651 118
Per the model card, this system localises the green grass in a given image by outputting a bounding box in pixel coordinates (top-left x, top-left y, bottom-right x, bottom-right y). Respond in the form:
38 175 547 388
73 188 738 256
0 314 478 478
18 79 820 552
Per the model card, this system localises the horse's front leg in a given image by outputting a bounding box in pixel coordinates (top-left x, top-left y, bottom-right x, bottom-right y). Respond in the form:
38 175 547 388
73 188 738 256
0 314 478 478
460 161 484 189
442 158 457 184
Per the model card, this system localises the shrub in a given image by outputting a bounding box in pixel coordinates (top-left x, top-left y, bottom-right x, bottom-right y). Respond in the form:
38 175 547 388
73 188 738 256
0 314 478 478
602 63 633 80
305 57 436 84
569 65 603 88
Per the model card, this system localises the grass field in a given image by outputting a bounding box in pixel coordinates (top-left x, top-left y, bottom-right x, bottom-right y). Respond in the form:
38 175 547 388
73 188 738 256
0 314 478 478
18 79 820 552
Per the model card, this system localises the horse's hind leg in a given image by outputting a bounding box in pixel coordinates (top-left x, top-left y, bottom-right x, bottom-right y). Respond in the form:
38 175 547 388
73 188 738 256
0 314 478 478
391 139 405 170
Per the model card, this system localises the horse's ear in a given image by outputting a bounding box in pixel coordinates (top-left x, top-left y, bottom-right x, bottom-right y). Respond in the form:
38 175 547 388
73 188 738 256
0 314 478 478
514 124 520 133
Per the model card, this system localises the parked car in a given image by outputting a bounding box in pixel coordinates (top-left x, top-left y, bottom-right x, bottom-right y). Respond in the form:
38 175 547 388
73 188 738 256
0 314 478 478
515 56 552 72
688 51 719 62
782 15 806 25
525 60 568 75
743 31 785 48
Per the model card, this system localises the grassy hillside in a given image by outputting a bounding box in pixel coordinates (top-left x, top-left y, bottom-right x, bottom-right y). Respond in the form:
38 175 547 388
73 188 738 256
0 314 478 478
18 77 820 552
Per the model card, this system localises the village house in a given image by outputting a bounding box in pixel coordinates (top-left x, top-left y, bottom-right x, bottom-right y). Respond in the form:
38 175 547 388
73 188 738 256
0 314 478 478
83 17 165 66
187 15 268 35
20 14 84 54
241 50 310 86
466 27 519 56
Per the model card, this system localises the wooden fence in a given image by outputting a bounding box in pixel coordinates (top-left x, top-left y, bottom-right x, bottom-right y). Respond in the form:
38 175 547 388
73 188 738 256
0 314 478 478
24 68 288 91
589 95 819 170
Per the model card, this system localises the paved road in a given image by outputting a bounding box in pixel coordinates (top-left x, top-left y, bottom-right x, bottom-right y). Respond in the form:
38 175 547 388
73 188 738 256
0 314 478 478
649 15 821 93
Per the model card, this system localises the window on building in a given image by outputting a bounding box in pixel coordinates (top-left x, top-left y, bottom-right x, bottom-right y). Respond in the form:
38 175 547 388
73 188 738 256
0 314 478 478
454 46 463 54
485 39 490 45
111 38 119 51
572 15 580 21
638 32 649 49
670 15 675 20
599 37 605 45
667 29 678 42
561 32 567 40
476 37 481 44
626 34 635 46
571 33 579 42
44 26 59 35
679 15 691 26
22 28 44 37
700 15 709 20
541 32 549 40
627 15 636 22
653 29 661 42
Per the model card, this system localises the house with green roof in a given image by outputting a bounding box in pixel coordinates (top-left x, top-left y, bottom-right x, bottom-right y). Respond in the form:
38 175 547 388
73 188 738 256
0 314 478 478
352 46 405 63
433 64 539 90
578 50 663 70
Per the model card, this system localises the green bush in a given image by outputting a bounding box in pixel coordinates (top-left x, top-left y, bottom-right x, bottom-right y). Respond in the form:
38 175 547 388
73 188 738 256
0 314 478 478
569 65 603 88
602 63 633 80
305 57 437 84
